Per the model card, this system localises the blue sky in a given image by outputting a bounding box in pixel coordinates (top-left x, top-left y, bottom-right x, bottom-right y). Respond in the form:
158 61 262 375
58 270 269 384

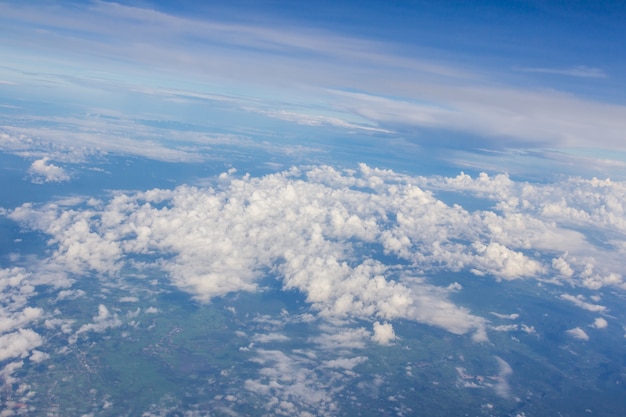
2 0 626 177
4 3 626 415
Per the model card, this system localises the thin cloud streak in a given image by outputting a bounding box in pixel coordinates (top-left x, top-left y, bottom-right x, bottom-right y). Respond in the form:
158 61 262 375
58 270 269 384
516 65 607 78
2 2 626 156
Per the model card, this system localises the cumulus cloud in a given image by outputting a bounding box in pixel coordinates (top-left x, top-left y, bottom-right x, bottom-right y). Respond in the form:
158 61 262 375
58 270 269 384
0 328 42 361
28 157 70 183
566 327 590 341
6 163 626 350
371 322 396 345
0 267 50 386
592 317 608 329
70 304 121 344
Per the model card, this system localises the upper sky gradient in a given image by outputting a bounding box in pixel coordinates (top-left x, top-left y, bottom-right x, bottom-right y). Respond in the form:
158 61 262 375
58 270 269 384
1 0 626 177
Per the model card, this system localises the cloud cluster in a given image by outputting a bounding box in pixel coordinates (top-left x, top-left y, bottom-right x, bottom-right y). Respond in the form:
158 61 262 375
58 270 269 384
6 164 626 348
28 157 70 183
0 267 48 391
566 327 590 341
245 349 341 416
70 304 121 344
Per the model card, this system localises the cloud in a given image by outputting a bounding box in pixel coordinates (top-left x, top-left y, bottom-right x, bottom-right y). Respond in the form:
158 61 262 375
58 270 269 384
490 312 520 320
70 304 121 344
566 327 590 341
2 1 626 158
313 326 371 350
7 163 626 350
371 322 396 345
29 349 50 363
559 294 606 312
516 66 607 78
592 317 608 329
493 356 513 399
244 349 339 416
252 332 290 343
28 157 70 183
322 356 367 370
0 328 42 361
491 324 518 332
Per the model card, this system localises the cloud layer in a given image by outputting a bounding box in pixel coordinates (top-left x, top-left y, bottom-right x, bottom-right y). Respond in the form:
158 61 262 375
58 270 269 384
6 164 626 349
1 1 626 161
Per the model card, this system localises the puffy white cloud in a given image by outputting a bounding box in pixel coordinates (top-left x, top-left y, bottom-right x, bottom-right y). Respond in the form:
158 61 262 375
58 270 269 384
7 163 626 348
0 329 42 361
0 307 43 334
371 321 395 345
28 157 70 183
592 317 608 329
566 327 590 341
29 349 50 363
70 304 121 343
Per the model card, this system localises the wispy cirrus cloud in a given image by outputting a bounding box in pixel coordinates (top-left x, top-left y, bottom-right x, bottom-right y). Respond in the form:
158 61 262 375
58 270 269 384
2 1 626 161
516 65 607 78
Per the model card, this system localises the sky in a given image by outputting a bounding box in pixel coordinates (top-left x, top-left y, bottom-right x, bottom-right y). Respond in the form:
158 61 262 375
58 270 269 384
2 1 626 415
2 0 626 179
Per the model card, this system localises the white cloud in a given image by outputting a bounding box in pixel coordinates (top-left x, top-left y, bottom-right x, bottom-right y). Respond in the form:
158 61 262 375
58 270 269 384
592 317 608 329
322 356 367 370
559 294 606 312
2 1 626 159
313 326 371 350
29 349 50 363
28 157 70 183
491 324 518 332
8 163 626 350
516 66 607 78
244 349 339 416
71 304 121 343
490 312 520 320
371 322 396 345
566 327 590 341
493 356 513 399
252 333 290 343
0 329 43 361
